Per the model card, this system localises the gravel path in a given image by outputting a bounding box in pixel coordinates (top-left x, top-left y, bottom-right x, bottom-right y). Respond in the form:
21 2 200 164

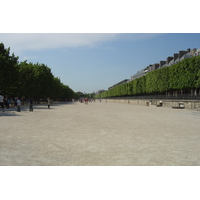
1 101 200 166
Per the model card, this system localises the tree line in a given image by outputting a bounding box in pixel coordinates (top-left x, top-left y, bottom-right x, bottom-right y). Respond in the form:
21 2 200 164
95 55 200 98
0 42 79 101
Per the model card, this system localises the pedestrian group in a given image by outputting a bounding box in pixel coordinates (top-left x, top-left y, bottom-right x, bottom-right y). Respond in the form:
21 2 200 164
0 92 53 113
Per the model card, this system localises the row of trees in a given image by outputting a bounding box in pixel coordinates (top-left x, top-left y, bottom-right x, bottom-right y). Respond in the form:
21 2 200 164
95 55 200 98
0 43 79 101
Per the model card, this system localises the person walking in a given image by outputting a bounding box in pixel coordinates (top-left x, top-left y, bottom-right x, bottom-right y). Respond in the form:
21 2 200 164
85 98 88 105
10 98 14 108
14 97 18 108
29 98 33 111
4 95 8 109
0 93 5 112
17 98 21 112
47 98 51 109
7 97 11 109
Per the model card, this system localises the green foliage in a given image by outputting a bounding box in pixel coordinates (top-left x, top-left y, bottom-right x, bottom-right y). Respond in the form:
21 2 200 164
18 62 77 100
0 43 19 95
194 56 200 88
18 61 55 98
96 55 200 98
169 57 200 90
145 67 169 93
0 42 78 100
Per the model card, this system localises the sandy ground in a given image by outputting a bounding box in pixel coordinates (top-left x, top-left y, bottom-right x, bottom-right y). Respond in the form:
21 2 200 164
1 101 200 166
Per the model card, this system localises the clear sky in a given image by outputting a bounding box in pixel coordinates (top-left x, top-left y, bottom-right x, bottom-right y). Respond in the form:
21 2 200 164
1 33 200 93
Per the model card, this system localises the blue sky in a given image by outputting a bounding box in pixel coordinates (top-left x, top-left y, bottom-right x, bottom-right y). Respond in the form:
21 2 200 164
1 33 200 93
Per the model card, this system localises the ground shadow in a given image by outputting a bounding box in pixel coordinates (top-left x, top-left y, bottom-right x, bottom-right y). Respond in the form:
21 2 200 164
0 102 77 117
0 111 20 117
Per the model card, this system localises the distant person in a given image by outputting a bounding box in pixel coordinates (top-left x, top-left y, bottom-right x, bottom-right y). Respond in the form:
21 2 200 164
14 97 18 107
17 98 21 112
29 98 33 111
10 98 14 108
47 98 51 109
7 97 11 109
4 95 9 109
0 93 5 112
85 98 88 104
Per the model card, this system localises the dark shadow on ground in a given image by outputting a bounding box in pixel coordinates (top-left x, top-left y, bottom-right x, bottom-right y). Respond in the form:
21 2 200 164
0 102 77 117
0 111 20 117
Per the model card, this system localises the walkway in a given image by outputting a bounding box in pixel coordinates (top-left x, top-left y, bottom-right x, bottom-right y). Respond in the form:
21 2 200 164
1 101 200 165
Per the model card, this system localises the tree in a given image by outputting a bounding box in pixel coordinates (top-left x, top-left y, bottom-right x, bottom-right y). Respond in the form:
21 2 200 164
18 61 54 99
0 43 19 96
98 56 200 98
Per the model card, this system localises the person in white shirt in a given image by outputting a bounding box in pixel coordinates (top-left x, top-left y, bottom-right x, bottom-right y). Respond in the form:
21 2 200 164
0 93 5 112
17 98 21 112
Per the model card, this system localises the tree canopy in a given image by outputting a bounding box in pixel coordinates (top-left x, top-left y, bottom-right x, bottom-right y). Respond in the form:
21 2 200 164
0 43 19 96
0 42 79 100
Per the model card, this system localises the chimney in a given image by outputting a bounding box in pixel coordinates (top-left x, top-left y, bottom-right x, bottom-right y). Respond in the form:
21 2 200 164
174 53 178 60
153 63 159 70
159 61 166 68
166 56 173 64
179 51 188 59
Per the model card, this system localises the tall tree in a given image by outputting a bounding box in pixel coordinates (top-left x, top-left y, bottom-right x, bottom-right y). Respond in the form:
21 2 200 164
0 43 19 95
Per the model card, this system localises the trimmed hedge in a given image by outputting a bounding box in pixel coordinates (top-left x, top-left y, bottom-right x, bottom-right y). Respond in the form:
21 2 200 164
96 56 200 98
